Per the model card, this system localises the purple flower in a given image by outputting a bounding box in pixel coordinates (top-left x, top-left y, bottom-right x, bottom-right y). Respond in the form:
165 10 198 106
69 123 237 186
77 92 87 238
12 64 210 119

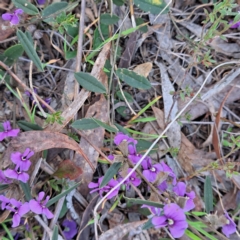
29 192 54 219
141 157 163 182
11 148 34 171
38 0 46 4
229 20 240 29
114 132 137 146
152 203 188 238
0 170 12 184
0 121 20 141
4 167 29 183
222 212 236 237
0 195 10 210
88 176 120 199
62 219 78 240
173 182 195 212
25 89 51 108
6 199 30 227
120 168 141 189
2 9 23 25
128 153 143 164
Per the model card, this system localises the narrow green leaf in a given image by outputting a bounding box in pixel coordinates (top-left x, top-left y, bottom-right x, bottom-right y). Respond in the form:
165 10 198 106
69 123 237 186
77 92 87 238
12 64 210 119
4 44 24 62
51 226 58 240
17 30 43 71
112 0 126 6
100 162 122 188
116 90 133 102
114 123 129 135
185 229 202 240
204 175 213 213
12 0 39 15
116 68 151 90
71 118 99 130
42 2 68 17
0 185 9 191
142 219 154 230
20 182 32 201
134 0 169 14
124 196 164 208
75 72 106 93
17 120 43 131
131 117 156 123
46 181 81 207
100 14 119 25
92 118 117 133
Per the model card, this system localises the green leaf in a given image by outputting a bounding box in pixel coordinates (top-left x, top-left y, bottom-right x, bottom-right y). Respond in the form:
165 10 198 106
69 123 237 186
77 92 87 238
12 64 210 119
12 0 39 15
92 118 117 133
204 175 213 213
116 68 151 90
17 120 43 131
51 226 58 240
136 18 148 33
114 123 129 135
131 117 156 123
185 229 202 240
65 50 77 60
124 196 164 208
71 118 99 130
100 14 119 25
74 72 106 93
46 181 81 207
42 2 68 17
112 0 126 6
116 90 133 102
134 0 169 14
20 182 32 201
0 185 9 191
142 219 154 230
17 30 43 71
59 200 68 218
100 162 122 188
4 44 24 63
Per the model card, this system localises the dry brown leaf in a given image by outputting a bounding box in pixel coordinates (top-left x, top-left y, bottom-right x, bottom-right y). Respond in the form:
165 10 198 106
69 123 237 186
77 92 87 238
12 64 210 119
2 131 94 171
133 62 153 78
99 220 147 240
74 95 108 196
0 19 15 41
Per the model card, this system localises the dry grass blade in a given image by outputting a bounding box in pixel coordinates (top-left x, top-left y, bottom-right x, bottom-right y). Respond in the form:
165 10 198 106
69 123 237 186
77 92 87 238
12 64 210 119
212 86 234 163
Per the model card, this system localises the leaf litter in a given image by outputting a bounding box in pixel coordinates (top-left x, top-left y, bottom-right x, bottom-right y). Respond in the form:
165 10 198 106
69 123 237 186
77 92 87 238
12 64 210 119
0 0 239 239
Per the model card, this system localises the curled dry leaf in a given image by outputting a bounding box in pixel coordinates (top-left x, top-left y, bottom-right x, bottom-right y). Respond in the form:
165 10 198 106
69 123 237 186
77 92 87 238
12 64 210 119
133 62 153 78
1 131 94 171
53 159 83 180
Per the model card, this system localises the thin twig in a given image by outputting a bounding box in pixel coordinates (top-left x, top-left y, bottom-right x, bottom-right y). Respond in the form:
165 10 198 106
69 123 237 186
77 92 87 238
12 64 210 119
74 0 86 101
0 61 55 113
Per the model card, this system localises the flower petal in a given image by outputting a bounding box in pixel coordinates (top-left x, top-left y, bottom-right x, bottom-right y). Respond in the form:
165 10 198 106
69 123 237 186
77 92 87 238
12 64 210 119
42 207 54 219
7 129 20 137
18 202 30 216
2 13 12 21
38 192 45 202
88 182 99 189
11 152 22 164
4 169 18 180
173 182 186 197
29 200 42 214
0 132 7 141
12 214 21 227
10 15 20 25
14 9 24 15
18 172 29 183
152 216 167 228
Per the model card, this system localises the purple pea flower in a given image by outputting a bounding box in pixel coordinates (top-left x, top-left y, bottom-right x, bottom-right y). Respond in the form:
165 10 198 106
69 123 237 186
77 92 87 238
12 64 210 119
6 199 30 227
114 132 137 146
11 148 34 171
4 166 29 183
0 121 20 141
2 9 23 25
120 168 141 189
62 219 78 240
152 203 188 238
25 89 51 108
38 0 46 4
141 157 164 182
229 20 240 29
0 195 10 210
88 176 120 199
0 170 12 184
222 212 236 237
29 192 54 219
173 182 195 212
